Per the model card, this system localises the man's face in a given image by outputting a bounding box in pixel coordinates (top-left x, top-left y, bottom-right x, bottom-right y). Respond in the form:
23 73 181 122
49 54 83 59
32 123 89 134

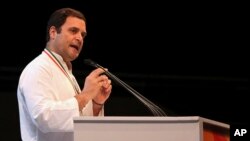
53 16 87 62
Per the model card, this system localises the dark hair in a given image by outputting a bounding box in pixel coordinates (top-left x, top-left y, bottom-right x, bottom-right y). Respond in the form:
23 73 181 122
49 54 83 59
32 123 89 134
46 8 86 42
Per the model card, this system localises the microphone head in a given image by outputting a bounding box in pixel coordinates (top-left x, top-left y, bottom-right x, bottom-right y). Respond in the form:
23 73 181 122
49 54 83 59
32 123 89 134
84 59 105 69
84 59 98 68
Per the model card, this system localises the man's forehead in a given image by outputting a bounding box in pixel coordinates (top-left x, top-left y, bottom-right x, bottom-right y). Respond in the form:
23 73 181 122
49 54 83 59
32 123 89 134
63 16 86 30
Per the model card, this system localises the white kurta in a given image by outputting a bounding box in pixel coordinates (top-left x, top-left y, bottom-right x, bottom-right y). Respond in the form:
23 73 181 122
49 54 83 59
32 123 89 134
17 50 103 141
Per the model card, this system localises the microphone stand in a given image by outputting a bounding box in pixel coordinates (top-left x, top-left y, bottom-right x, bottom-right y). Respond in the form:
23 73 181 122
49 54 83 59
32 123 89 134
84 59 167 116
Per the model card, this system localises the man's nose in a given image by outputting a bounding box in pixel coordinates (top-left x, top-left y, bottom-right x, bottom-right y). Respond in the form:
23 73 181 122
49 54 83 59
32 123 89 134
76 33 83 41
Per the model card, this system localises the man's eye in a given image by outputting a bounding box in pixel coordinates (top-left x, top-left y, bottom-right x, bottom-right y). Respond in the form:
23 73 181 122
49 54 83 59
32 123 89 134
82 32 87 38
71 29 77 33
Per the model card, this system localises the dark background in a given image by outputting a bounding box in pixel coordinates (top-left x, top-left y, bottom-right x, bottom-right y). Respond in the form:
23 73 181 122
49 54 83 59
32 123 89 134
0 1 248 141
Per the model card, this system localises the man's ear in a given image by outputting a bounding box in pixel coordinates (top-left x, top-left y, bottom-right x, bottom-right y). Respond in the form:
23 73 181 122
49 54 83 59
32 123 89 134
49 26 57 40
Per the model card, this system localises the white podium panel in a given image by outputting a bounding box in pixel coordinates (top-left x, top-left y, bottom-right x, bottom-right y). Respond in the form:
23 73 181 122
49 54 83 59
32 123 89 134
73 116 229 141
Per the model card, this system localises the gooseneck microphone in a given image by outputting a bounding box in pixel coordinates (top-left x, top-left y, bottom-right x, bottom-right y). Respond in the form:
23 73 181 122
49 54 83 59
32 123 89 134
84 59 167 116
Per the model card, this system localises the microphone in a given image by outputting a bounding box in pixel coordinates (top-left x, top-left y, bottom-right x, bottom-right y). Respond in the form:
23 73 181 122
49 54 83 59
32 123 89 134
84 59 167 116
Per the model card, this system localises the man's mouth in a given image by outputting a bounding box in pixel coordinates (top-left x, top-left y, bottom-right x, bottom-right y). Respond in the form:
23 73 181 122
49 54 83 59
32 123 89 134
70 44 79 51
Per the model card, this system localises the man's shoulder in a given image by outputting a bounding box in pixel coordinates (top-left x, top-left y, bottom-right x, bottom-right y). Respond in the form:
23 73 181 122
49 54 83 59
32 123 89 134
21 53 52 74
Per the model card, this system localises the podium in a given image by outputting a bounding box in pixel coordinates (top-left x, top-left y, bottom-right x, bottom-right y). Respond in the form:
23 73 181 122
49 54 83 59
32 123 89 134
73 116 229 141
